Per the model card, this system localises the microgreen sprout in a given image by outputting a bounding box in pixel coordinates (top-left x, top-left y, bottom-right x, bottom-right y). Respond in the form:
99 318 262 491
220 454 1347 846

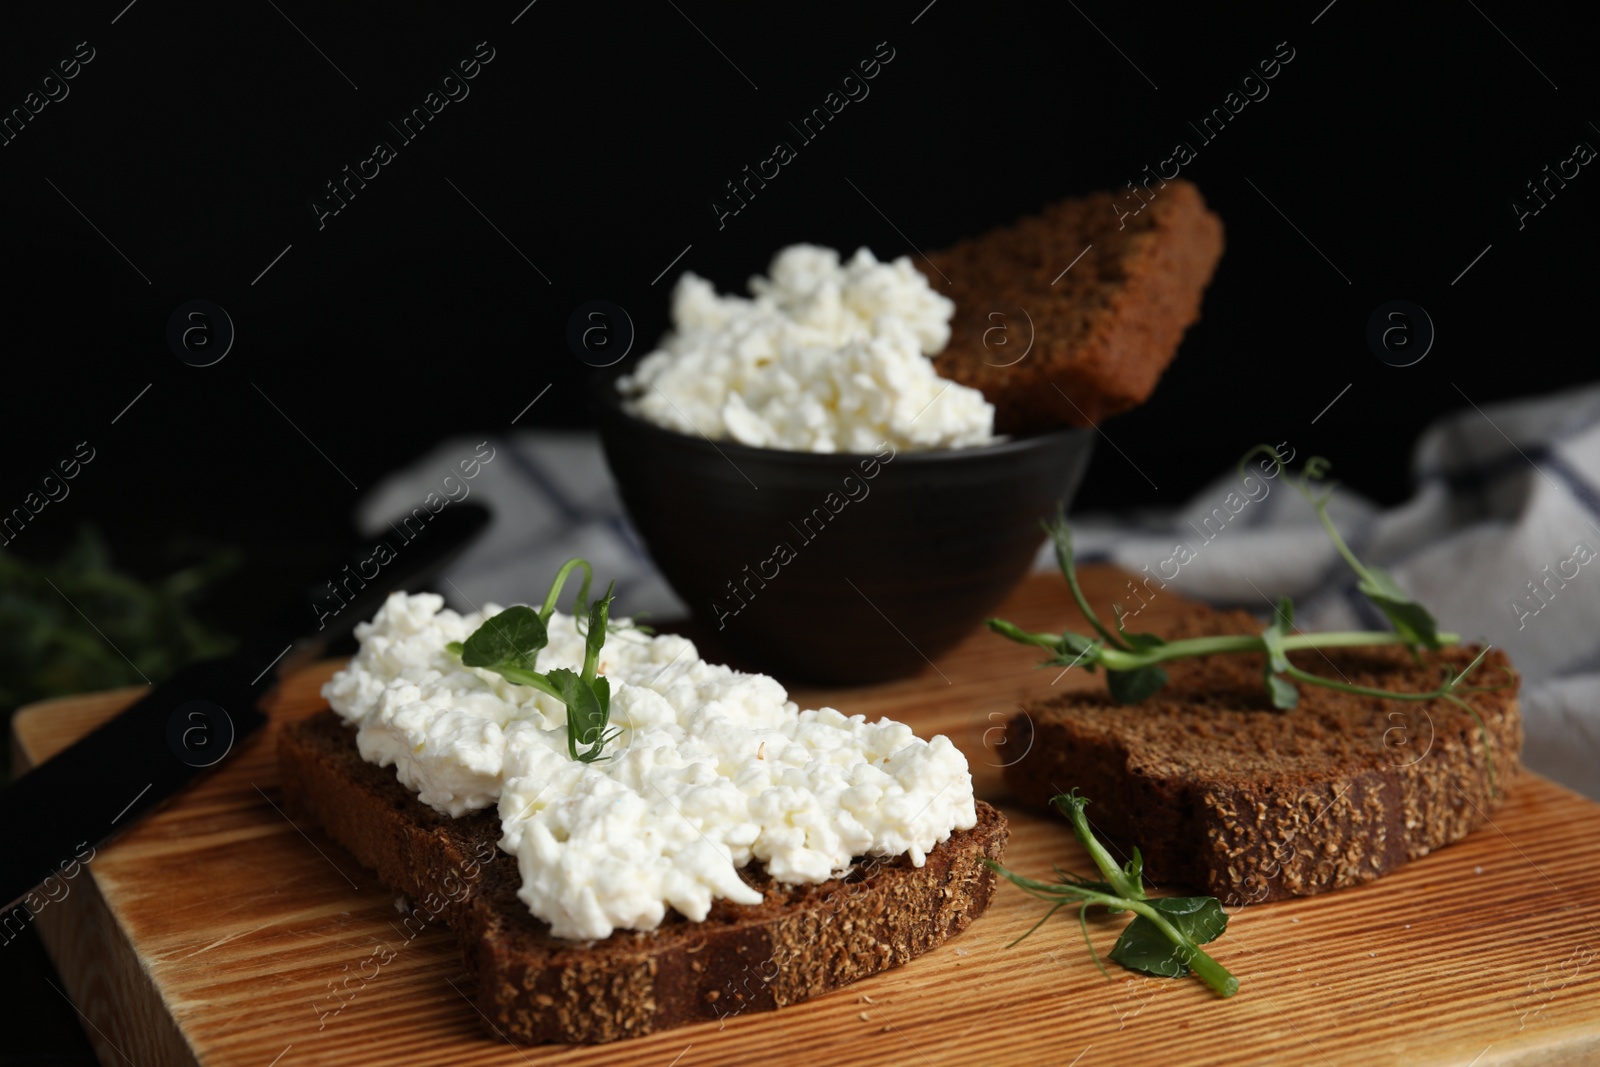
985 446 1515 791
446 558 625 762
987 790 1238 997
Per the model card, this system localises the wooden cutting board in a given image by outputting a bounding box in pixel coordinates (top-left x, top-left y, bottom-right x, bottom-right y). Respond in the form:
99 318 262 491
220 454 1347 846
12 567 1600 1067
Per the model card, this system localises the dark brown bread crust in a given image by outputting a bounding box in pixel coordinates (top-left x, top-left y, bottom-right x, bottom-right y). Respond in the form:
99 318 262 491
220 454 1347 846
278 710 1006 1044
1004 607 1521 905
927 180 1223 435
277 711 498 929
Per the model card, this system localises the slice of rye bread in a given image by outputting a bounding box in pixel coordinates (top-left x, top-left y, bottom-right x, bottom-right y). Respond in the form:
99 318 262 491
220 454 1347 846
926 180 1223 435
1003 605 1522 905
278 709 1008 1044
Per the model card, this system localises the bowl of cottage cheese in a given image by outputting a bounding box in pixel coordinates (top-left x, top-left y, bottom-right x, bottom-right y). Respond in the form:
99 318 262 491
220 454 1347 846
597 244 1093 683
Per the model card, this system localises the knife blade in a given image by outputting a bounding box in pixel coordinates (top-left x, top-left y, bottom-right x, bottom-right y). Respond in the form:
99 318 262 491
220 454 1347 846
0 502 490 914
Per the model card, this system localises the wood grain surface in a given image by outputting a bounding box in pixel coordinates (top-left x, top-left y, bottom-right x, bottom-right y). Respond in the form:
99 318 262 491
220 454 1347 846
11 567 1600 1067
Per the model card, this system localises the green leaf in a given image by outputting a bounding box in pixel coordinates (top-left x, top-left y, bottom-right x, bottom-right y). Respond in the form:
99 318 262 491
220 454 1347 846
460 606 548 671
1260 596 1293 672
1045 631 1102 672
533 665 576 697
1109 897 1229 978
1060 631 1099 656
1113 605 1166 652
580 582 615 679
452 562 623 764
1106 665 1168 704
1265 673 1300 709
547 667 608 758
984 789 1242 998
1260 596 1299 709
1358 568 1443 650
1124 847 1144 890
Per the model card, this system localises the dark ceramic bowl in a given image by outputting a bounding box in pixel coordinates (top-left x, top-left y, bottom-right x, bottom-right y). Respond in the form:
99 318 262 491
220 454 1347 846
595 372 1095 684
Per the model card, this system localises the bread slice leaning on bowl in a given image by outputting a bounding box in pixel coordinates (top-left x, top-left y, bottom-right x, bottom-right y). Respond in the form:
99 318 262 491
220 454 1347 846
929 179 1225 435
278 710 1008 1044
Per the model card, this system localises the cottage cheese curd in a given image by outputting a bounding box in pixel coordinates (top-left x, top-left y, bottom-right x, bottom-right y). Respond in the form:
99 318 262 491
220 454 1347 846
323 592 977 940
618 244 996 453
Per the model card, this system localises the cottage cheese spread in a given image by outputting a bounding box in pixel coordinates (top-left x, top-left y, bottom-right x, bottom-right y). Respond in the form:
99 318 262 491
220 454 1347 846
323 592 977 940
618 244 996 453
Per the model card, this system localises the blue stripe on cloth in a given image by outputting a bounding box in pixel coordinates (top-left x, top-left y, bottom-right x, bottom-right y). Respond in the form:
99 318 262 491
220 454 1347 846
1414 442 1582 508
1418 447 1531 494
1416 391 1600 488
1541 450 1600 522
608 515 652 563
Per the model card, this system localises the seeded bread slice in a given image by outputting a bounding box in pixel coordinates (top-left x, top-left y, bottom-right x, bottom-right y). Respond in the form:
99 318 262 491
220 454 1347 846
278 710 1007 1044
927 180 1223 435
1004 606 1521 905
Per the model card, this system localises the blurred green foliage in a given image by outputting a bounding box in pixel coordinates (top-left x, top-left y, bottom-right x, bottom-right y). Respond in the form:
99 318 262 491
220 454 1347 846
0 527 239 713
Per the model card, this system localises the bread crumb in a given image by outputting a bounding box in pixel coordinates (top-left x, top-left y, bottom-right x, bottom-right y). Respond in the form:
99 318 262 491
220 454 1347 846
1475 866 1484 875
861 994 874 1003
1291 918 1299 923
882 1025 892 1032
859 1011 871 1022
1369 952 1376 957
955 947 969 956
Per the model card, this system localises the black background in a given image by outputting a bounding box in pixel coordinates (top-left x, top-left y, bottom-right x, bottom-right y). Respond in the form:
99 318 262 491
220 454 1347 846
1 0 1595 1056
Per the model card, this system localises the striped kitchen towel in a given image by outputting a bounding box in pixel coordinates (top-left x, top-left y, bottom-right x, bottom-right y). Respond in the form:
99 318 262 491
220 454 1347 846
354 383 1600 800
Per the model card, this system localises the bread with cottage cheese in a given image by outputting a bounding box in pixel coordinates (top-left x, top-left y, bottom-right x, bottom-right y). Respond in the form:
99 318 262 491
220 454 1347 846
278 709 1007 1044
1002 605 1521 904
927 179 1223 435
